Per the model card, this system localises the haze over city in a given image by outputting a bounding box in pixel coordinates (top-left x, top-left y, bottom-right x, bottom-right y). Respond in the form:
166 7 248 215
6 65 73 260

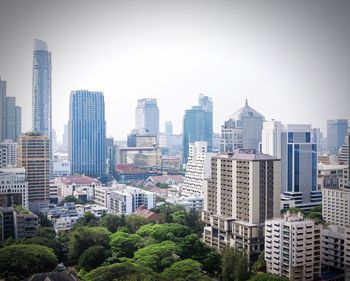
1 0 350 140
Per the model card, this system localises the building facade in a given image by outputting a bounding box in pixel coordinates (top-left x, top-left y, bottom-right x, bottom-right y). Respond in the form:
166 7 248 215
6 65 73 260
265 211 321 281
0 140 18 167
0 168 28 208
220 119 243 153
69 90 106 176
32 39 52 159
18 132 50 211
323 188 350 228
181 141 215 197
135 98 159 139
202 149 281 260
327 119 348 155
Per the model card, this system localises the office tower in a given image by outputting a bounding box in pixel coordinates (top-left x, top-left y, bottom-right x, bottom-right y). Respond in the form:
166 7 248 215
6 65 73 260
15 106 21 141
69 90 106 176
311 128 325 155
181 141 215 197
220 119 243 153
51 129 57 153
261 120 283 158
222 99 264 151
0 77 6 142
32 39 52 158
62 124 68 152
106 137 115 176
327 119 348 155
0 140 18 167
0 168 28 208
198 94 213 153
281 124 320 209
135 98 159 138
18 132 50 211
202 149 281 259
165 121 173 147
265 211 321 281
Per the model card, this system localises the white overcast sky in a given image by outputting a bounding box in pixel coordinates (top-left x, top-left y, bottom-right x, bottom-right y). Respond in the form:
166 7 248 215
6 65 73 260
0 0 349 141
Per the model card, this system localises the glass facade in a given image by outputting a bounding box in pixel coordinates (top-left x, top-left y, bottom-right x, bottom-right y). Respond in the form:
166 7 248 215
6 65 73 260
69 90 106 176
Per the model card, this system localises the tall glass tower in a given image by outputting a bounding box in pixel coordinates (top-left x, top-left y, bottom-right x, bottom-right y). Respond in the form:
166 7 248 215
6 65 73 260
32 39 52 158
327 119 348 155
69 90 106 176
135 98 159 138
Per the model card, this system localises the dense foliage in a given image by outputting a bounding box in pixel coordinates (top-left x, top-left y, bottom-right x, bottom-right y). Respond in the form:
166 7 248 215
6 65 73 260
0 244 58 280
248 273 289 281
78 245 111 271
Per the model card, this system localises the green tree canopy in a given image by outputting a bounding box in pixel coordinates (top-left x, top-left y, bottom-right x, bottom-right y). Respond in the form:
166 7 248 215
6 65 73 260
109 231 143 258
73 211 99 228
134 240 180 272
126 214 148 233
0 244 58 280
100 214 126 233
161 259 211 281
136 223 190 242
69 226 111 259
83 261 161 281
78 245 111 271
22 236 65 262
221 246 249 281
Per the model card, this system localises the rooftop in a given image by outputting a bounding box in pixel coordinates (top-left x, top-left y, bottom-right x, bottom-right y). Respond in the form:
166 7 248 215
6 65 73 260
59 175 99 185
229 99 264 121
217 149 278 161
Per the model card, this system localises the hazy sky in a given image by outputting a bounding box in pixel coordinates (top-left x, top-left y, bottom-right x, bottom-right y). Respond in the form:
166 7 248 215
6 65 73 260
1 0 349 141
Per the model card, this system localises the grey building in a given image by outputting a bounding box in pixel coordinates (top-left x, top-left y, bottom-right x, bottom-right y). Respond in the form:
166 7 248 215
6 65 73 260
135 98 159 139
327 119 348 155
32 39 52 159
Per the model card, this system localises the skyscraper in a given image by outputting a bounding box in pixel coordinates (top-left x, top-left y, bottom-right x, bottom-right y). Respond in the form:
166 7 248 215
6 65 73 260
182 94 213 163
32 39 52 157
327 119 348 155
165 121 173 147
202 149 281 259
0 77 6 142
69 90 106 176
135 98 159 138
222 99 264 151
18 132 50 211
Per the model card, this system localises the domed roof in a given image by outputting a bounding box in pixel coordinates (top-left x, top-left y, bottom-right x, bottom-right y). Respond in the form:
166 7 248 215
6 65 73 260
229 99 264 120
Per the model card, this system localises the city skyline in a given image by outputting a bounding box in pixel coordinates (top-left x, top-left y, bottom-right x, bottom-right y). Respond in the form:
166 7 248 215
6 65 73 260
1 0 350 141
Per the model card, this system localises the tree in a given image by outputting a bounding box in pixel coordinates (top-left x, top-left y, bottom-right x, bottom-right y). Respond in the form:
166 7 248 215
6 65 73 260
161 259 211 281
251 252 266 274
171 210 186 225
60 195 83 205
109 231 143 258
22 236 65 261
134 240 180 272
136 223 190 242
83 261 161 281
281 207 304 215
248 273 289 281
0 244 58 280
221 246 249 281
73 211 99 228
184 208 204 234
69 226 111 260
126 214 148 233
78 245 111 271
100 214 126 233
38 212 53 227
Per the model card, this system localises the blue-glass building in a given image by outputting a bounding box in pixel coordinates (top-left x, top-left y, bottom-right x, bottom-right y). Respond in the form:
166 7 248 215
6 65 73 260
281 124 320 208
32 39 52 158
327 119 348 155
182 94 213 163
69 90 106 176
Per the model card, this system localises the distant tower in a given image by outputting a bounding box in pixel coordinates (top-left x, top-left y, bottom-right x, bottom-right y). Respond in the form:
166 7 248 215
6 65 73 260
69 90 106 176
32 39 52 159
327 119 348 155
135 98 159 138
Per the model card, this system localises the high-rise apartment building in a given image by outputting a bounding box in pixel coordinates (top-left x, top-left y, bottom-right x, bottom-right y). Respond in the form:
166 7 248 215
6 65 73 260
265 211 321 281
182 95 213 163
32 39 52 159
202 149 281 259
221 100 264 152
181 141 215 197
18 132 50 211
69 90 106 176
327 119 348 155
135 98 159 138
0 140 18 167
323 188 350 228
0 168 28 208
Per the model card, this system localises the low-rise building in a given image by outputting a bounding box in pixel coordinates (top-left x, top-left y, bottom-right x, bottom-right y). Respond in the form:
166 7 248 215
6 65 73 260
146 175 184 186
53 159 71 177
317 164 344 190
165 196 203 211
55 175 99 199
265 211 321 281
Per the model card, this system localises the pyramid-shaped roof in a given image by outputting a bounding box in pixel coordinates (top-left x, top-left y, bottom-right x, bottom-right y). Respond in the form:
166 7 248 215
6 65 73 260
229 99 264 120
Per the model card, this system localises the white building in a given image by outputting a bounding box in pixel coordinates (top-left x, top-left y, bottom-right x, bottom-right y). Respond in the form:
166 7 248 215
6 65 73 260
135 98 159 139
165 196 203 210
265 211 321 281
0 167 28 208
0 140 18 168
321 224 350 277
94 185 120 208
52 159 71 177
108 184 156 215
261 120 283 158
54 175 99 199
181 141 216 197
323 188 350 228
